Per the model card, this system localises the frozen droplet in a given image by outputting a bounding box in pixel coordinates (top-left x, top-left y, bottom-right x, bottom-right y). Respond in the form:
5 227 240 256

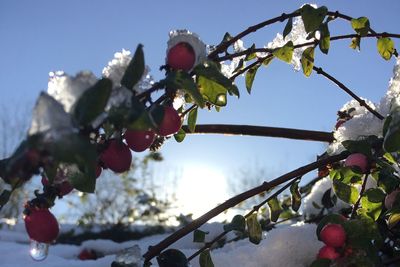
114 245 143 266
29 240 49 261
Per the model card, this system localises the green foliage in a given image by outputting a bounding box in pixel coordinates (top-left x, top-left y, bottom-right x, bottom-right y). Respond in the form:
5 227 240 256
245 66 258 94
199 250 214 267
290 181 301 212
157 249 189 267
194 62 239 107
299 5 328 33
332 179 359 204
165 71 205 108
342 139 373 157
246 213 262 244
350 36 361 51
383 106 400 152
0 190 11 207
193 229 208 243
360 188 385 220
310 259 331 267
301 47 315 77
121 44 145 90
73 78 112 126
267 197 283 222
272 41 294 63
187 107 198 133
377 37 395 61
319 23 330 54
224 215 246 233
283 17 293 38
351 17 370 36
174 129 186 143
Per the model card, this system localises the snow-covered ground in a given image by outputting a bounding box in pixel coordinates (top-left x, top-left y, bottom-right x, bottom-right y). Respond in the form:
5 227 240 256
0 221 322 267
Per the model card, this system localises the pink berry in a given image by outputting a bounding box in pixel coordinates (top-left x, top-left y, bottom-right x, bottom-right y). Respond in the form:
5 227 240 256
167 42 195 71
24 208 59 243
158 107 182 136
124 129 155 152
320 224 346 248
344 153 368 173
317 245 341 260
385 189 400 210
100 140 132 173
78 249 97 260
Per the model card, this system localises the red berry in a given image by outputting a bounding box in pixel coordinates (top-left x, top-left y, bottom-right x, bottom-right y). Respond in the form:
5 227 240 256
24 208 59 243
95 164 102 179
124 129 155 152
167 42 195 71
344 153 368 173
320 224 346 248
158 107 182 136
100 140 132 173
317 245 341 260
78 249 97 260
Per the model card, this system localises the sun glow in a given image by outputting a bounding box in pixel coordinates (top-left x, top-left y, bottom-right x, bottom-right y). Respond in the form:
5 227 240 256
175 164 229 219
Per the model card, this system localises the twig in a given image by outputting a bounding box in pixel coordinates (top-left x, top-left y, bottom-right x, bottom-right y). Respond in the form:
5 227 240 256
313 66 384 120
181 124 334 143
350 173 370 219
142 151 349 263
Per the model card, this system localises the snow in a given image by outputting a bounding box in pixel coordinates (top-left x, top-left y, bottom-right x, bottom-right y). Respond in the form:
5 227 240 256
0 221 323 267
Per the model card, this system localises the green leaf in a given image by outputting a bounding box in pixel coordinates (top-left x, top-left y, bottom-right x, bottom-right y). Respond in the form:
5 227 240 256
351 17 370 36
384 106 400 152
174 128 186 143
165 71 205 108
73 78 112 126
377 168 400 192
272 41 294 63
283 17 293 39
388 212 400 229
121 44 145 90
157 249 188 267
245 66 259 94
331 166 363 185
48 134 97 193
319 23 330 54
244 44 257 61
377 37 395 61
193 229 209 243
199 250 214 267
350 37 361 51
194 62 240 99
360 188 385 221
321 189 335 209
342 139 372 157
187 107 198 133
301 47 315 77
300 5 328 33
310 259 331 267
222 32 232 43
290 181 301 212
262 56 274 66
0 190 11 207
267 197 283 222
246 213 262 245
332 179 359 204
223 214 246 233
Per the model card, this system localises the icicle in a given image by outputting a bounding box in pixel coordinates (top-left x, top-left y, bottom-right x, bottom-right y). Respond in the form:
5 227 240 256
113 245 143 266
29 240 49 261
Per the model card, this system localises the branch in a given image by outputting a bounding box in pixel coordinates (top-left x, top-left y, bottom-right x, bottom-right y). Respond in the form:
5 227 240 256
187 177 301 261
313 66 384 120
350 172 370 219
142 151 349 263
181 124 334 143
216 32 400 62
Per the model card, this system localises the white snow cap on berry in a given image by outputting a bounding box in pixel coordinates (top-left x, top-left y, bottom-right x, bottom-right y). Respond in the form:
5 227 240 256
47 71 98 113
166 29 207 69
102 49 154 94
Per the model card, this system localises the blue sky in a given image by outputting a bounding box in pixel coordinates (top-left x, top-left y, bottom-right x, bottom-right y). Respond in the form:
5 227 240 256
1 1 400 204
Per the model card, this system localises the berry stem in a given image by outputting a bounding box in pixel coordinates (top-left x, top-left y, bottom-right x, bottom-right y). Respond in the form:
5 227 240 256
350 172 370 219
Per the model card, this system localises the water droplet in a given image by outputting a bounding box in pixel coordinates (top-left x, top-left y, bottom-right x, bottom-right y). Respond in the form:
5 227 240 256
29 240 49 261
